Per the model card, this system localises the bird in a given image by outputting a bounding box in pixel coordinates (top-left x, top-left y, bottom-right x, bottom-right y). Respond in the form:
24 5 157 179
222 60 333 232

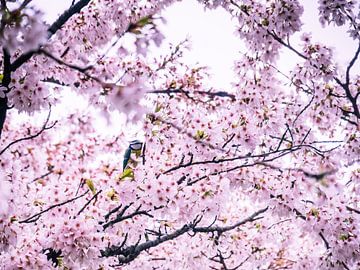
123 140 143 171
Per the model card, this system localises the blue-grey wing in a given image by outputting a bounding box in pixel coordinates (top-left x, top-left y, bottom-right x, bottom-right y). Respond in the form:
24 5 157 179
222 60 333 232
123 147 131 170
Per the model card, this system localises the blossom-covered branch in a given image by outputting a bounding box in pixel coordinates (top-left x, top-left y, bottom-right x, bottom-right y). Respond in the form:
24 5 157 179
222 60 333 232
11 0 92 71
100 207 268 265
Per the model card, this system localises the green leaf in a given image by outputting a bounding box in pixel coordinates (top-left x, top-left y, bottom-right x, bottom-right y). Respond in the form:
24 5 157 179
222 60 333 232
203 190 214 198
119 168 134 180
85 179 97 195
106 188 118 201
195 130 207 140
309 208 319 217
339 233 349 241
137 16 152 27
261 18 269 26
155 103 162 113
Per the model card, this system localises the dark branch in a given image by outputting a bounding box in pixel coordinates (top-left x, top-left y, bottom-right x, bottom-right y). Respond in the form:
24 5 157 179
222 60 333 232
222 133 235 149
76 189 102 216
346 206 360 214
0 108 57 155
0 48 11 138
102 204 154 230
161 140 334 178
319 232 330 250
101 207 268 264
38 49 102 83
28 168 54 184
149 89 236 101
193 207 268 234
345 42 360 87
11 0 92 71
258 162 337 181
19 190 89 223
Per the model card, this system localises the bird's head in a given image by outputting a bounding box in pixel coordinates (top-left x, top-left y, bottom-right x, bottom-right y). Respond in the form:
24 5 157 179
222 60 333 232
129 140 143 150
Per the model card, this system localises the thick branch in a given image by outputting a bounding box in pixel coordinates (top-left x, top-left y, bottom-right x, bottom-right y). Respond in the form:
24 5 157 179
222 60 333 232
100 207 267 264
0 48 11 138
11 0 92 71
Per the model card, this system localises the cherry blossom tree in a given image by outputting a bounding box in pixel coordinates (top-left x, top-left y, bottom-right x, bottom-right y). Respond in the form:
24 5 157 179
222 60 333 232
0 0 359 269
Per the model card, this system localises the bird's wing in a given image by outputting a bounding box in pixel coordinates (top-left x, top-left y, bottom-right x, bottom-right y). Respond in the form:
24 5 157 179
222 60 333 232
123 147 131 170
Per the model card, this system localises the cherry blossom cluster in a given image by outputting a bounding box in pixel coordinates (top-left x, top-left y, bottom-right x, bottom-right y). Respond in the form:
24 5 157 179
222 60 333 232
0 0 359 269
225 0 304 62
318 0 360 39
0 6 47 54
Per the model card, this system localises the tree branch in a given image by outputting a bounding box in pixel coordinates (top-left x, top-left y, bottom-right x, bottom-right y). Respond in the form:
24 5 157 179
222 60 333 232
149 89 236 101
38 49 101 83
345 42 360 87
19 190 89 223
161 140 335 178
102 204 154 230
0 108 57 155
100 207 268 264
193 207 268 234
11 0 92 71
76 189 102 216
0 48 11 138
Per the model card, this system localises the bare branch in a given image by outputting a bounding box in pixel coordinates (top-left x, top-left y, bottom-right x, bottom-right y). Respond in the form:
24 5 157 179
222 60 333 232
346 206 360 214
193 207 268 234
0 108 57 155
19 0 33 9
149 88 236 101
76 190 102 217
222 133 235 149
345 42 360 87
319 232 330 250
28 167 54 184
293 94 315 124
19 190 89 223
38 49 102 84
102 204 154 230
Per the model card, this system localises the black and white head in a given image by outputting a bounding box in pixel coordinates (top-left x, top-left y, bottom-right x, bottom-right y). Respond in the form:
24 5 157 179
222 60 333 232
129 140 143 150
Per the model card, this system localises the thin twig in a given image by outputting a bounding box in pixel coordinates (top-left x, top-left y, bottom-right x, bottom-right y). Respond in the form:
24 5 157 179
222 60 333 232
76 190 102 216
0 108 57 155
19 190 89 223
